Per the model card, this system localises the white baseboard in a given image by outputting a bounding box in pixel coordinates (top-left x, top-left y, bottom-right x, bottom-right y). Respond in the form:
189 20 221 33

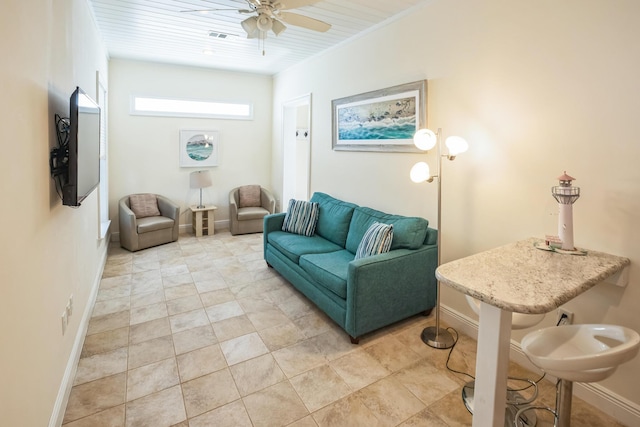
439 305 640 426
48 243 109 427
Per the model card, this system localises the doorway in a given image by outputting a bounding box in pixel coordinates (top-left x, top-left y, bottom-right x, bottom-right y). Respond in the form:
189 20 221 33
282 94 311 207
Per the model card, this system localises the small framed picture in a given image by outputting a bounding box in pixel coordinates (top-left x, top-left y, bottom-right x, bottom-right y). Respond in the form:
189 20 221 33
179 129 219 167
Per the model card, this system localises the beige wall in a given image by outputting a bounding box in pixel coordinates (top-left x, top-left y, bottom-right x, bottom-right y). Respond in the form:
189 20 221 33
108 59 273 229
3 0 639 424
272 0 640 414
0 0 109 426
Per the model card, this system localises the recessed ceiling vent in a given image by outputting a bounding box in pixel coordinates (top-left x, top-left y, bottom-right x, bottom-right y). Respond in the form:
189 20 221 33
209 31 236 39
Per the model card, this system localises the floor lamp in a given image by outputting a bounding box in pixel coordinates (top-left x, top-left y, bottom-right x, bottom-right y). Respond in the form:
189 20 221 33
410 128 468 349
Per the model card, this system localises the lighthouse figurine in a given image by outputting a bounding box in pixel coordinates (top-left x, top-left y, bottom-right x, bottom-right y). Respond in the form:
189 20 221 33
551 172 580 251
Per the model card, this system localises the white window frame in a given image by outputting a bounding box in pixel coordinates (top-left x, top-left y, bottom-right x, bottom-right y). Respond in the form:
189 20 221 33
130 95 253 120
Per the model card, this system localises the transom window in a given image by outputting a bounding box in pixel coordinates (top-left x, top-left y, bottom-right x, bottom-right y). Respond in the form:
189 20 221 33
130 95 253 120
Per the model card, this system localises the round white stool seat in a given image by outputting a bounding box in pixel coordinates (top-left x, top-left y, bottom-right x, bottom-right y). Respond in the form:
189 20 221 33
521 324 640 383
515 324 639 427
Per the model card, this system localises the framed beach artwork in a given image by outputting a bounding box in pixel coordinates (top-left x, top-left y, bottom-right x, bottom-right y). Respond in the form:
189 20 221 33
179 129 219 167
331 80 427 152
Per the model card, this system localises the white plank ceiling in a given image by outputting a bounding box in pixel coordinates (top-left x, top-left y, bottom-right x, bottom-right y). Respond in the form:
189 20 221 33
87 0 428 75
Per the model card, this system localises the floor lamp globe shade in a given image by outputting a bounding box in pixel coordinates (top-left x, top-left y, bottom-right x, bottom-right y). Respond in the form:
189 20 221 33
410 162 431 183
445 136 468 156
413 128 437 151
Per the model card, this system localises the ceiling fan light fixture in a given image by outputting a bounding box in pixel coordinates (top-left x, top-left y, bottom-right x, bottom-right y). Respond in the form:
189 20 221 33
241 16 258 35
256 14 273 32
271 19 286 36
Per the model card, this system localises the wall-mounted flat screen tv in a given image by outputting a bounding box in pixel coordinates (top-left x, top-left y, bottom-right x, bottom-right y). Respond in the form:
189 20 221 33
63 87 100 207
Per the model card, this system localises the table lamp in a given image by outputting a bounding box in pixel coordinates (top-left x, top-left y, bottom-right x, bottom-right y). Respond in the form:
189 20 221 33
190 170 212 208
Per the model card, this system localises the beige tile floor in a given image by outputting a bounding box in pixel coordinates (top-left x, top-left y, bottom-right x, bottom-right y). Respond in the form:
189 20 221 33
62 231 626 427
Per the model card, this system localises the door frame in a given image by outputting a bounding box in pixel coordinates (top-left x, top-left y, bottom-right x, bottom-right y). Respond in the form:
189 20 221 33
282 93 312 206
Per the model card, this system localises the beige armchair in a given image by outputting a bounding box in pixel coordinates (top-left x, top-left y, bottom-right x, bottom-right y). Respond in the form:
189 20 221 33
229 185 276 235
119 194 180 251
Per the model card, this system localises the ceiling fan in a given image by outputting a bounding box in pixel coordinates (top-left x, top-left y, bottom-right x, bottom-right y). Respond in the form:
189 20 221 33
181 0 331 39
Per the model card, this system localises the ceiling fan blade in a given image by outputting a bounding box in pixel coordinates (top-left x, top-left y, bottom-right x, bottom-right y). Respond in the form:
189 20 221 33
278 12 330 32
277 0 322 11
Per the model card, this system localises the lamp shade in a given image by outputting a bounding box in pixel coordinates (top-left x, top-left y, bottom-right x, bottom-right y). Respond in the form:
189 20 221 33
190 170 212 189
445 136 468 156
413 128 437 151
241 16 259 38
271 19 286 36
410 162 431 183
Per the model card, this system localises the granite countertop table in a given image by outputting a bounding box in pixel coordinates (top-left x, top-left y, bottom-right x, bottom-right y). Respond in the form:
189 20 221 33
436 237 630 315
434 237 630 427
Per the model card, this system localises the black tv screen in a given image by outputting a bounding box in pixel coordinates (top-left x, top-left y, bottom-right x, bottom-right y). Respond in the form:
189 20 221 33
63 87 100 207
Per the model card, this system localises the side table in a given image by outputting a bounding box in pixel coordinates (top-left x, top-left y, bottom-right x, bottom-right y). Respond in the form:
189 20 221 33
190 205 217 237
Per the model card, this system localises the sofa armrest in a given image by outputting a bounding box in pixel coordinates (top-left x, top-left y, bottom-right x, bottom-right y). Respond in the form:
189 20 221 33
264 212 285 233
156 195 180 240
119 197 138 251
157 196 180 221
229 189 239 217
261 188 276 214
424 227 438 245
345 244 438 337
263 213 286 258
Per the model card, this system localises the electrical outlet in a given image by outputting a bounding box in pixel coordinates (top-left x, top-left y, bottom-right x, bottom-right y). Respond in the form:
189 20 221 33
556 308 574 325
61 310 68 335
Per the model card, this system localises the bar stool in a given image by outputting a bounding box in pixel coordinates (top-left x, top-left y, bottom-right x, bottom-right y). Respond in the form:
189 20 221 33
516 324 640 427
463 295 546 427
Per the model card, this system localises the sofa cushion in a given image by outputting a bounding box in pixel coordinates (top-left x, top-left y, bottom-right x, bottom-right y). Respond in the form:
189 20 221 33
238 185 262 208
238 206 270 221
310 192 358 247
268 231 343 264
355 222 394 260
137 216 174 233
299 250 353 299
129 194 160 218
282 199 319 237
345 207 429 253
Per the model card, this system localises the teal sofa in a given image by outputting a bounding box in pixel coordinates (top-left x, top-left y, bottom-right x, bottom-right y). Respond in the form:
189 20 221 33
263 192 438 343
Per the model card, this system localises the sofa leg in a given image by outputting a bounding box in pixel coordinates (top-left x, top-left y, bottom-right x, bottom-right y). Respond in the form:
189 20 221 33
349 336 359 345
266 262 273 268
422 308 433 316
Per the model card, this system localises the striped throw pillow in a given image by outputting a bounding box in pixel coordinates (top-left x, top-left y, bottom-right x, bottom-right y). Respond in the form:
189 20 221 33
354 222 394 260
282 199 319 237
